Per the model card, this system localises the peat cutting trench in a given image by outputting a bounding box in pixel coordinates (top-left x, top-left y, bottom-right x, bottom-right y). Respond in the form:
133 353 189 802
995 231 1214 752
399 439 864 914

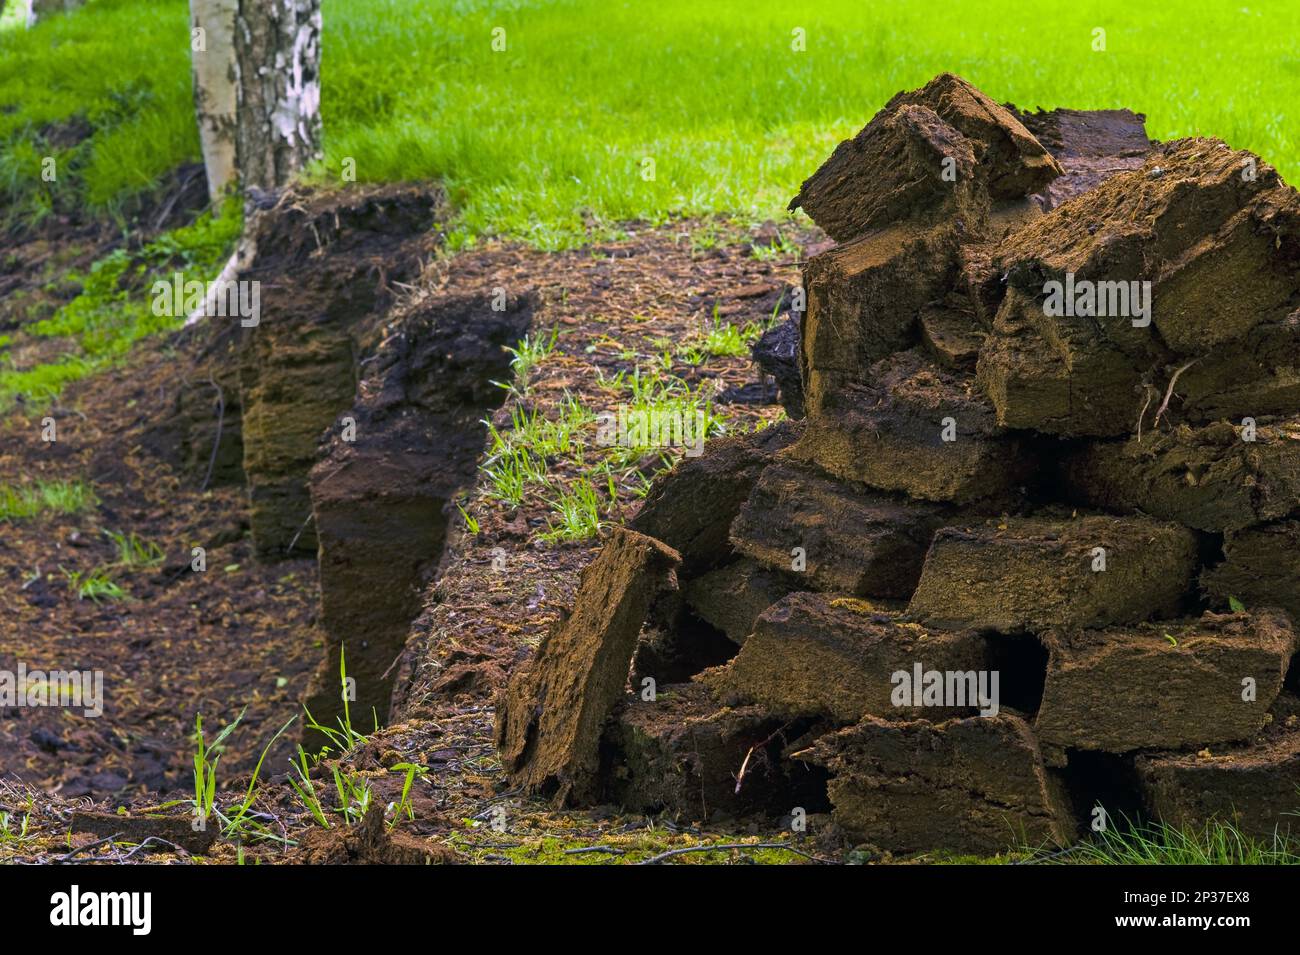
2 181 540 794
2 71 1299 863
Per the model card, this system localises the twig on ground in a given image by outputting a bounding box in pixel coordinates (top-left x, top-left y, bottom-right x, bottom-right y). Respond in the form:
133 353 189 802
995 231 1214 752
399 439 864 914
564 845 625 856
55 832 124 863
636 842 822 865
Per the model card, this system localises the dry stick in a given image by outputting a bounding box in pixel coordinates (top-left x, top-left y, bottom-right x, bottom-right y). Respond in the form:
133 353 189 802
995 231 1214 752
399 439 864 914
636 842 822 866
564 845 625 856
199 375 226 493
55 832 124 863
116 836 187 862
734 721 792 795
1151 358 1199 431
1135 384 1155 443
286 512 315 554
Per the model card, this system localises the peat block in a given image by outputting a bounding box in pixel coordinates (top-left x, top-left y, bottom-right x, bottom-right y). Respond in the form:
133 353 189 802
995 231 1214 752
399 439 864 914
789 349 1034 504
1035 611 1296 753
799 222 960 418
750 315 805 419
683 558 799 645
1174 312 1300 422
306 291 533 727
1136 699 1300 838
629 420 803 576
919 303 985 369
789 72 1060 242
603 682 828 819
978 139 1300 436
907 515 1199 631
1203 520 1300 620
238 184 441 556
1064 417 1300 532
730 462 949 599
976 287 1154 437
999 139 1300 351
700 592 992 725
494 528 681 804
798 713 1075 854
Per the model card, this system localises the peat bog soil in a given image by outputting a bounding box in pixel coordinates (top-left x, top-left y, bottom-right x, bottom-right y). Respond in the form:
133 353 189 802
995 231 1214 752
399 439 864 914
0 208 844 864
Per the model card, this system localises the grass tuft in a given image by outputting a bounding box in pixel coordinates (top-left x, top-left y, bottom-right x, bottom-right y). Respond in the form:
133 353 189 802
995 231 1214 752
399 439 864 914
0 479 96 520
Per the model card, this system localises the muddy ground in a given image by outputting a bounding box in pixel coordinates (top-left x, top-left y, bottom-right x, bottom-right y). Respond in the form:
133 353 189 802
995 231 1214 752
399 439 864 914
0 208 863 864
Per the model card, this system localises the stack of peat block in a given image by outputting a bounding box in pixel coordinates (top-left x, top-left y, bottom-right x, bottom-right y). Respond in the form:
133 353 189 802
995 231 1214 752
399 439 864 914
495 74 1300 855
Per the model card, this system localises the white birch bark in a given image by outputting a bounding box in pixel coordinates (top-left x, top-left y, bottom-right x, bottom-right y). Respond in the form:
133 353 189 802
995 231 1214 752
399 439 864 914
233 0 323 191
189 0 239 206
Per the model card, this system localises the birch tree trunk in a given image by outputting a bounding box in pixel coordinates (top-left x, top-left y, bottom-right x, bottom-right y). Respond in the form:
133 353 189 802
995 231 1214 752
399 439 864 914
233 0 323 192
189 0 239 206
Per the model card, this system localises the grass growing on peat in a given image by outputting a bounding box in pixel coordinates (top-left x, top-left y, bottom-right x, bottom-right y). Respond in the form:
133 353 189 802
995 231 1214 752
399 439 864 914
1 0 1296 245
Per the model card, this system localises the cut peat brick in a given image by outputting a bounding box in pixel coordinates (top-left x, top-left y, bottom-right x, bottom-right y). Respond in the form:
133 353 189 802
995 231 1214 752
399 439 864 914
1035 611 1296 753
1174 312 1300 423
999 139 1300 353
789 349 1034 505
788 72 1060 242
799 223 960 418
976 286 1153 437
1063 418 1300 532
629 420 802 576
494 528 681 804
798 713 1075 854
1136 703 1300 839
978 139 1300 436
751 315 805 419
786 102 979 243
306 291 532 729
907 515 1199 631
683 558 798 645
603 683 828 819
700 592 993 725
919 304 986 369
730 462 949 599
1203 520 1300 621
237 185 441 556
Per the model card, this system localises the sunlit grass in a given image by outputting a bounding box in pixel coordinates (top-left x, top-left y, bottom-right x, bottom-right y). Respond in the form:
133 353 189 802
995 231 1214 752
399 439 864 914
0 0 1295 245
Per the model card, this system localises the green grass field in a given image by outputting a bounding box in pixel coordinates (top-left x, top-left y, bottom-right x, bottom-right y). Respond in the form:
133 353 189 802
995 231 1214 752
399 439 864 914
1 0 1296 246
